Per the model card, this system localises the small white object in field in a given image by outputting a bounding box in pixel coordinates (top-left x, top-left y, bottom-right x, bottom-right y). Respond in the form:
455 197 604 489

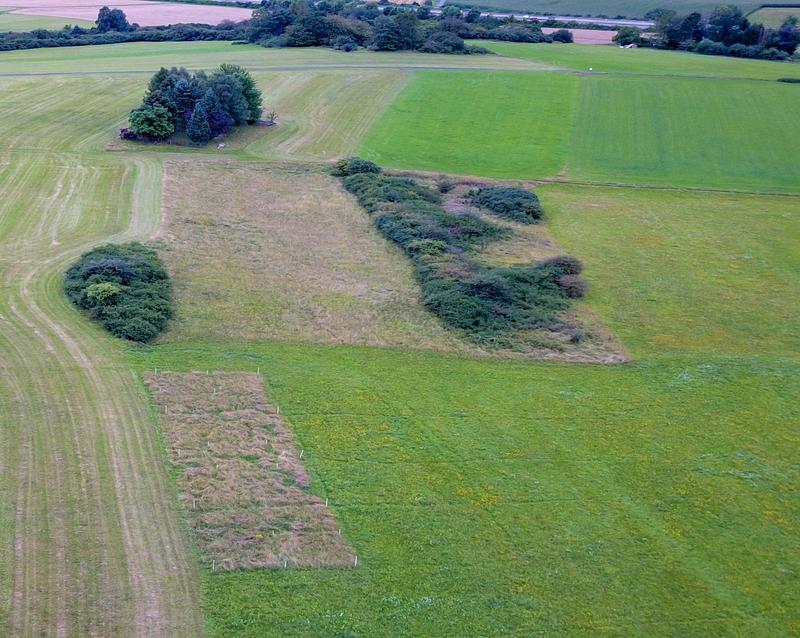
589 67 593 71
217 143 226 150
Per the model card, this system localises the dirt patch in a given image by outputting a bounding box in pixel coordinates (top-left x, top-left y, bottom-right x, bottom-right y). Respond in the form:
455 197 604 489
144 371 355 570
542 27 616 45
9 0 251 27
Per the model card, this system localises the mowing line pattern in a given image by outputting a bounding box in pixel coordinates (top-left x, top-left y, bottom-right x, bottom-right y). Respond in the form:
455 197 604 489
0 154 203 636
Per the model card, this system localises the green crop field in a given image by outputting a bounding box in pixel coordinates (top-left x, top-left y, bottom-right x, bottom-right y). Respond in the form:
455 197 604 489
358 63 800 190
1 40 799 637
568 76 800 191
359 71 577 178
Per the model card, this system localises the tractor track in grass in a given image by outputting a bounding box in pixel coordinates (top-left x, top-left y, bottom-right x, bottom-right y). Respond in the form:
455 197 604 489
0 155 203 636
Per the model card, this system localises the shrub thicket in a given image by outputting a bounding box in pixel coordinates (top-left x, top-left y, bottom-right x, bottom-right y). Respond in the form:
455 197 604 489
64 242 173 342
340 166 587 347
332 157 382 176
470 186 544 224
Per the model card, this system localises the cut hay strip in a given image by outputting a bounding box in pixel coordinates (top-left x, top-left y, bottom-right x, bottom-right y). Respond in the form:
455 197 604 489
144 371 355 571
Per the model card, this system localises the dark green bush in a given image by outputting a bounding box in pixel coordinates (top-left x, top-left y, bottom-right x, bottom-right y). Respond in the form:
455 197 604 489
339 166 584 347
332 157 382 177
470 187 544 224
64 242 173 342
540 254 583 275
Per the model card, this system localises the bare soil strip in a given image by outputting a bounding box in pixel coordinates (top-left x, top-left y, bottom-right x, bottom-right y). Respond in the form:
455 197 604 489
144 372 356 570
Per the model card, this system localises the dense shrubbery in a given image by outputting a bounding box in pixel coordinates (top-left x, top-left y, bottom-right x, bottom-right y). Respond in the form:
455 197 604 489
64 243 173 342
332 157 382 176
125 64 262 144
340 163 587 347
469 186 544 224
625 5 800 60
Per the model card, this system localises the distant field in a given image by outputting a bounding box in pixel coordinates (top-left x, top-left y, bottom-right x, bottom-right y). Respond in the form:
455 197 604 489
480 41 800 80
543 185 800 355
568 76 800 191
5 0 250 27
0 6 92 30
0 41 549 74
454 0 762 19
748 5 800 27
359 71 577 178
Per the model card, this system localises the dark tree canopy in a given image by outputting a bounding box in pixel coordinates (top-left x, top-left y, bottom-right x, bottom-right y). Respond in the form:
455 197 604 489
126 65 264 144
95 6 132 33
64 243 173 342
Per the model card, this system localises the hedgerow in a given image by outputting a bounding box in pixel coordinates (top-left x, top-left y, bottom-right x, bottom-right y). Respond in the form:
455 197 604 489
64 242 173 342
339 164 587 348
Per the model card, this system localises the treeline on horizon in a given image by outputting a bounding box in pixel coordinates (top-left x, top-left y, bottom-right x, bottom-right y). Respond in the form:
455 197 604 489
0 0 576 53
615 5 799 59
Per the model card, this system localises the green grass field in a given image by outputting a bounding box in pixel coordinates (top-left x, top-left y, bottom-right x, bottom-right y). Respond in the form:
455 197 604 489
568 76 800 191
748 6 800 27
359 71 577 178
481 41 800 80
357 64 800 190
0 7 92 31
1 41 799 637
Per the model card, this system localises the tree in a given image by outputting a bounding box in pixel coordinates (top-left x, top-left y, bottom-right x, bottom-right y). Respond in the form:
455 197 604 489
550 29 573 43
95 6 131 33
128 103 174 139
613 27 644 46
218 64 263 122
206 73 249 125
371 15 401 50
394 10 420 50
186 96 212 144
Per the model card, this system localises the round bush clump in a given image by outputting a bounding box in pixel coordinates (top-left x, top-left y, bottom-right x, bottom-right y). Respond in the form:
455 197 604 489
64 242 173 342
470 187 544 224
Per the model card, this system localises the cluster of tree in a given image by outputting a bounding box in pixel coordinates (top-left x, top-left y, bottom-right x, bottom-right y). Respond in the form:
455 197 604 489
123 65 263 145
64 243 173 342
615 4 799 60
337 158 587 348
247 0 574 53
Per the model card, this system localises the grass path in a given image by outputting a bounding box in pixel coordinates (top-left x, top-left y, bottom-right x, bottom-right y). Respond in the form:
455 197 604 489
0 153 203 636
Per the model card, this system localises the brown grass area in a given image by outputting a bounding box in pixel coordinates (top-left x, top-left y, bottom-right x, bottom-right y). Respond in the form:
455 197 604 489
542 27 616 44
144 371 355 570
156 159 469 352
10 0 251 27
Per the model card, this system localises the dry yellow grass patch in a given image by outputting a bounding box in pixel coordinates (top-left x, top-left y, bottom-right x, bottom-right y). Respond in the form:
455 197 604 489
156 159 469 351
144 371 355 570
